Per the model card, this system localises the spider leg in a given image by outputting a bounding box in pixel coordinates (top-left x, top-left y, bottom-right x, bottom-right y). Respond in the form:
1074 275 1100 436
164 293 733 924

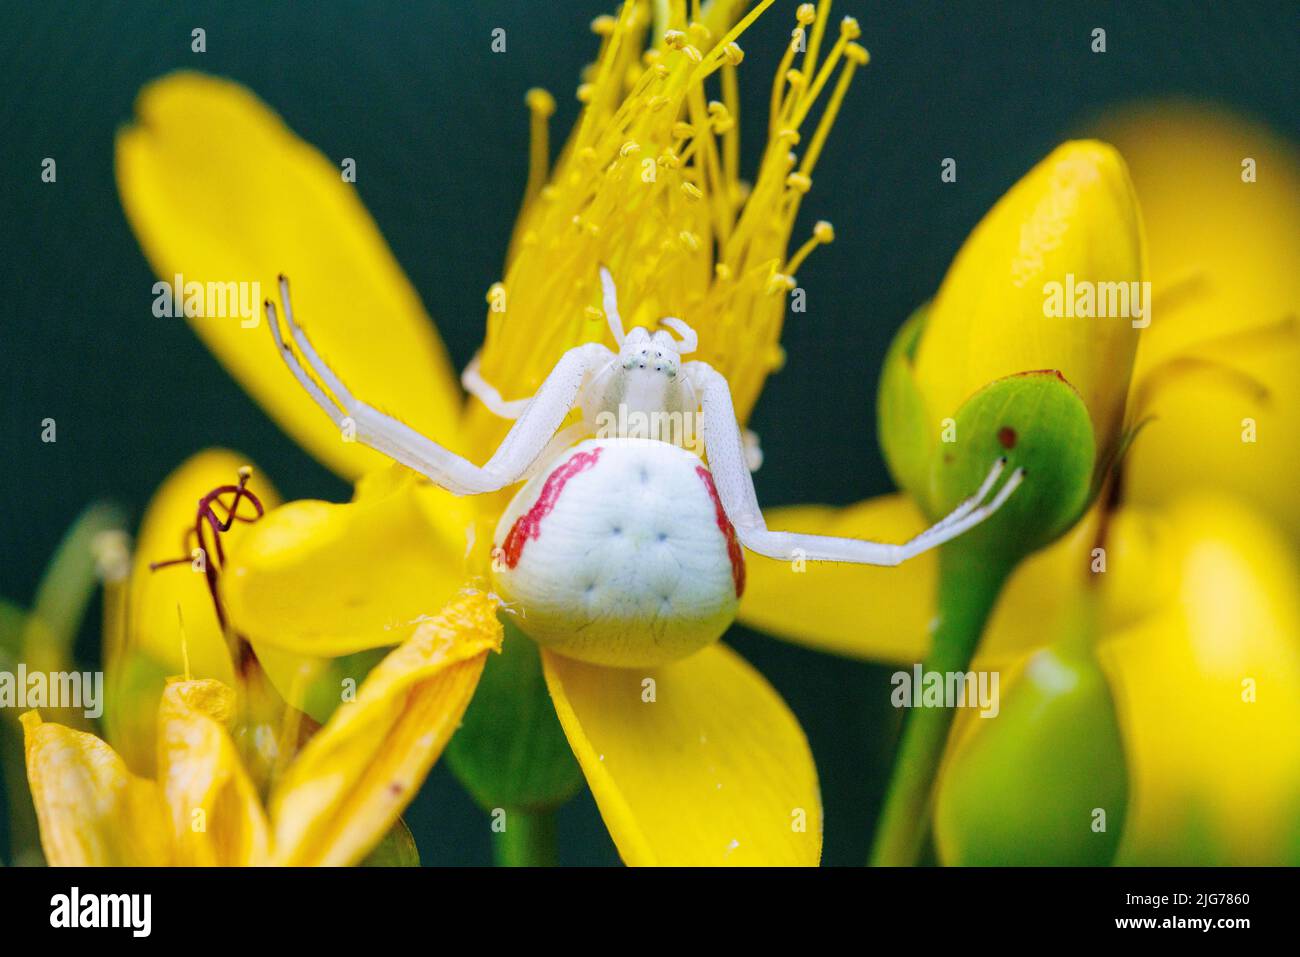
267 276 612 495
462 351 532 419
688 361 1025 566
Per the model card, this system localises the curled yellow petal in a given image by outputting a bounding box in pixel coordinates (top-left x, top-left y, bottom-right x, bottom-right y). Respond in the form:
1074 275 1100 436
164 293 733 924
912 140 1144 462
1099 494 1300 864
543 644 822 866
269 591 502 866
21 711 172 866
738 495 933 663
221 472 469 656
116 72 464 480
156 679 273 866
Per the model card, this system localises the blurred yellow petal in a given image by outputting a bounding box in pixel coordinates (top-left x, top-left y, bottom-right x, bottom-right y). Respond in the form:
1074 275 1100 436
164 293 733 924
542 644 821 866
738 495 933 663
269 591 502 866
912 141 1144 463
221 471 469 656
976 506 1104 668
116 72 464 480
21 711 172 866
1095 105 1300 538
1095 103 1299 369
1099 494 1300 864
156 680 272 866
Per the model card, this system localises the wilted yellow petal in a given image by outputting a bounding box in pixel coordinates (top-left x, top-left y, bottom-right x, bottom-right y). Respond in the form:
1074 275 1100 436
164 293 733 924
116 72 464 480
1095 106 1300 538
738 495 933 662
1099 494 1300 864
912 141 1144 462
269 591 502 866
221 471 469 656
21 711 172 866
543 644 821 866
156 679 272 866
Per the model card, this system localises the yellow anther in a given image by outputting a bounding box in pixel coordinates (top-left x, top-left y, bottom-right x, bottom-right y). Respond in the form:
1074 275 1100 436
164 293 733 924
525 87 556 118
707 100 729 117
576 83 594 103
643 49 663 67
714 263 734 281
658 150 681 169
785 171 813 193
840 16 862 40
785 68 806 88
237 465 253 480
664 29 687 49
688 22 712 44
796 3 817 24
672 121 695 139
584 305 605 322
765 272 796 295
679 230 701 252
647 94 671 111
723 42 744 65
590 14 615 35
681 182 704 201
576 146 598 165
620 141 640 157
846 43 870 65
682 44 703 63
814 220 835 243
778 128 801 145
653 62 670 78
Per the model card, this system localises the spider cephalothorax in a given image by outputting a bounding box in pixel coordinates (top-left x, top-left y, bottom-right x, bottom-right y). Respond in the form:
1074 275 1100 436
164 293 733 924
266 269 1023 667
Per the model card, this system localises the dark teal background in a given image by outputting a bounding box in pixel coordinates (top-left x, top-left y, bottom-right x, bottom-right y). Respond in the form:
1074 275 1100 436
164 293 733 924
1 1 1295 865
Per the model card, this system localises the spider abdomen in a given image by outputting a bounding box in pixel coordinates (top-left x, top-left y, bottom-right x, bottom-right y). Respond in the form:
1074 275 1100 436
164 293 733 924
491 437 743 667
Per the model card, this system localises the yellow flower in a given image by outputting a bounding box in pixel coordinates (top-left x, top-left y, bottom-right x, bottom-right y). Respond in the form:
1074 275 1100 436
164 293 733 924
1094 103 1300 539
743 105 1300 864
114 1 870 865
23 450 501 866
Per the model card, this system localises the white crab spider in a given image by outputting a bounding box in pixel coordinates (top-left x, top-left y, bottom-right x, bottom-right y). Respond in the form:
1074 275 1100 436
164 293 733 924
265 270 1023 667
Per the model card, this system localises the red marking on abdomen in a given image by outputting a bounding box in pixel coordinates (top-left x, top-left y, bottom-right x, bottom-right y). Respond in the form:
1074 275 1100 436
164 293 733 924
695 465 745 598
499 447 604 568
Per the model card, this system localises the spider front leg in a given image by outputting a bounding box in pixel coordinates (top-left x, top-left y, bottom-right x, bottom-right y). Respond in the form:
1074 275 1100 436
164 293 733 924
266 275 613 495
687 361 1025 566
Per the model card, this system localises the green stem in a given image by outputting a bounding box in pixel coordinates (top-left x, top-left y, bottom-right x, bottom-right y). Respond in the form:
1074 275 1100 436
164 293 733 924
492 808 558 867
870 547 1012 866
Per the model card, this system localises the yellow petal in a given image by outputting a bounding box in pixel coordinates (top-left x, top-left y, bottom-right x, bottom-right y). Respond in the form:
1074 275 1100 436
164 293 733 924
21 711 172 866
269 591 502 866
737 494 1100 669
156 679 273 866
1095 106 1300 538
116 72 464 480
912 141 1144 461
221 470 470 656
1098 494 1300 864
737 495 933 663
543 644 822 866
